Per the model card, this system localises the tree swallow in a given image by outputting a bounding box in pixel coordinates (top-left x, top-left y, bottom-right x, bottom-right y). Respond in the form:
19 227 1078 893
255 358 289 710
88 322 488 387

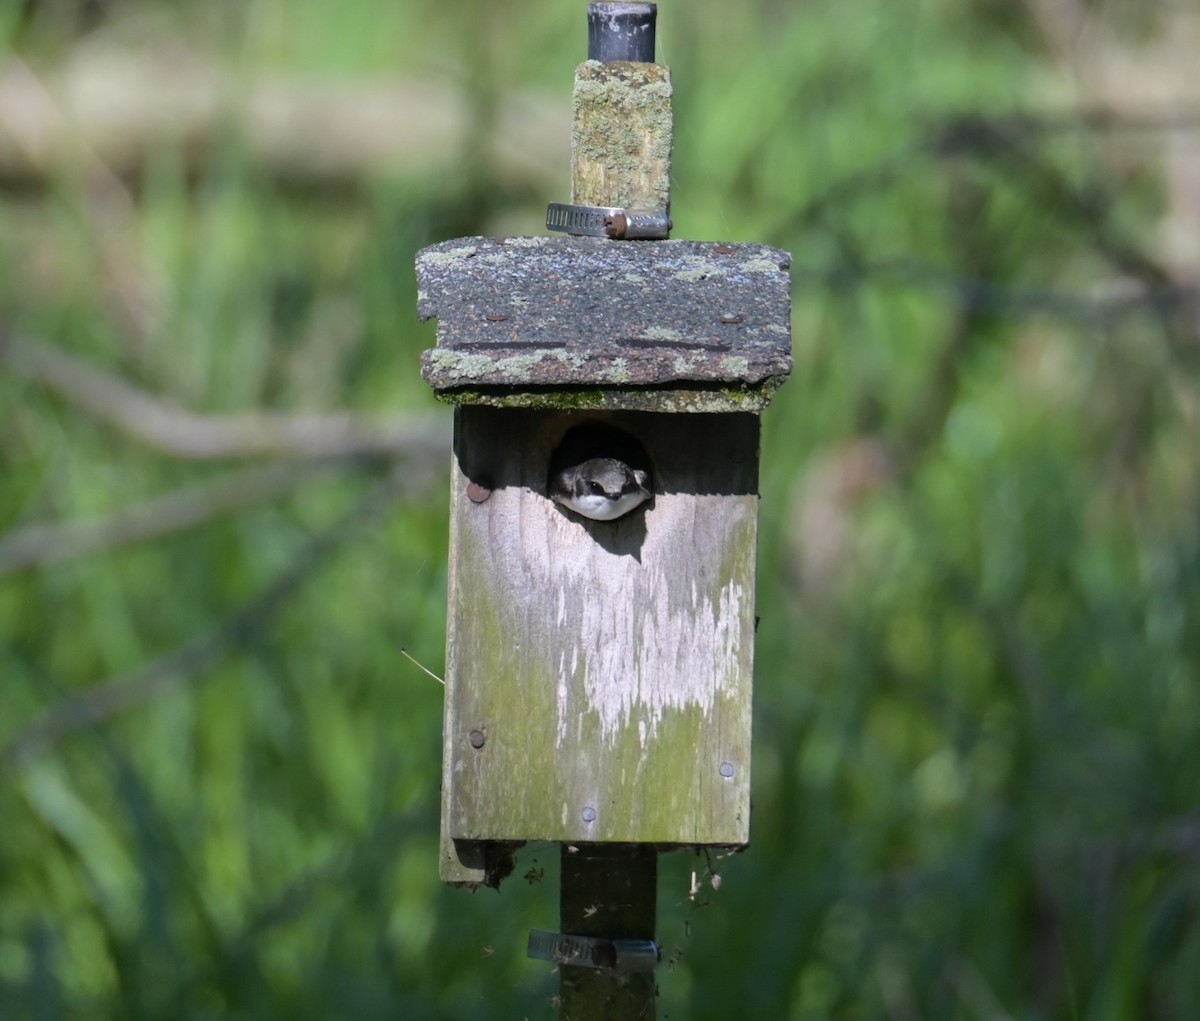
549 457 652 521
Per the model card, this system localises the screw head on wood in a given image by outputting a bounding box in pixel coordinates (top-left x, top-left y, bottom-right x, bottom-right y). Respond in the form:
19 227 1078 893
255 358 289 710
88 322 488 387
603 211 628 239
469 729 487 749
581 805 597 823
587 2 656 63
466 480 492 503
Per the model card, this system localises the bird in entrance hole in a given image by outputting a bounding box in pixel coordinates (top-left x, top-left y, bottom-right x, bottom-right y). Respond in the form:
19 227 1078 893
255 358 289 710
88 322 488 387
549 457 651 521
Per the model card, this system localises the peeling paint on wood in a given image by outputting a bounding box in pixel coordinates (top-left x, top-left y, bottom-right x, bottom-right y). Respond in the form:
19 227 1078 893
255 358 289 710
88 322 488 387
440 407 758 849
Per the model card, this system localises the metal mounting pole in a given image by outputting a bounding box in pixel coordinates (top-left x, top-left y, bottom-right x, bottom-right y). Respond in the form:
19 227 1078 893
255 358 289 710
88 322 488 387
559 844 658 1020
559 8 662 1017
587 2 656 62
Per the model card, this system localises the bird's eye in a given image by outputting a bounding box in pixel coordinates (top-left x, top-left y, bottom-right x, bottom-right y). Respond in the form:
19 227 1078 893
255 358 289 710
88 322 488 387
587 480 606 496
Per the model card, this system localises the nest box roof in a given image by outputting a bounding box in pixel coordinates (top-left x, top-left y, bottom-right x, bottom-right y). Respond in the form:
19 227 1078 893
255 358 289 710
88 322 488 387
416 236 792 412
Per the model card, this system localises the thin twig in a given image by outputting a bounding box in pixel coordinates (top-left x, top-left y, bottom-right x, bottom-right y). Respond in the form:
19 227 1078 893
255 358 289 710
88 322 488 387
400 647 445 685
0 470 412 771
0 331 448 460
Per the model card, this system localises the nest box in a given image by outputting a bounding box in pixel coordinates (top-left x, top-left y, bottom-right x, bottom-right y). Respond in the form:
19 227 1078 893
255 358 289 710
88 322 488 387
417 234 792 885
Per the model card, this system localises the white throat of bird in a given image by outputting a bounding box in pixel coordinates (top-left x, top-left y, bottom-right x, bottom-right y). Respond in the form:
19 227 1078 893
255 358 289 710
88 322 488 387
550 457 652 521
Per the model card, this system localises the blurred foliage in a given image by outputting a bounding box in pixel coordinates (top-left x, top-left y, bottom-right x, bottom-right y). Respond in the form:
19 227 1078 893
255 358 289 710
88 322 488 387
2 0 1200 1019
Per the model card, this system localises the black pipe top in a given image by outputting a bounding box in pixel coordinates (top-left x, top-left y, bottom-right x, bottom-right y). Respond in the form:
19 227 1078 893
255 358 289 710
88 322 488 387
587 3 656 63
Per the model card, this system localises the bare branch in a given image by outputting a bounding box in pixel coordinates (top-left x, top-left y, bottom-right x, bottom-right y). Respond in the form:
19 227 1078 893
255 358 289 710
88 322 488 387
0 331 448 459
0 470 414 771
0 458 391 575
0 50 566 192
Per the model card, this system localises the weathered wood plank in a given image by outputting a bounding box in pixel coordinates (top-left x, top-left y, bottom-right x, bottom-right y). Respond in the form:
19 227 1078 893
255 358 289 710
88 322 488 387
441 407 757 851
572 60 673 210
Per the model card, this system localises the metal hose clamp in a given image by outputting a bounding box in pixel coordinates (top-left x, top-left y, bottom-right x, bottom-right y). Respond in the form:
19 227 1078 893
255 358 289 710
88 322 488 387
527 929 661 972
546 202 672 240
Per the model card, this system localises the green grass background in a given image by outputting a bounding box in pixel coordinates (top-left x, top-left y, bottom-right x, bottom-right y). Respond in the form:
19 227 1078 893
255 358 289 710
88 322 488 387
2 0 1199 1018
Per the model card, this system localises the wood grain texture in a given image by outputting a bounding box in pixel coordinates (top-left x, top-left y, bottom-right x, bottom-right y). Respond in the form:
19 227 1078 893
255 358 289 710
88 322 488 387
441 407 757 854
571 60 672 210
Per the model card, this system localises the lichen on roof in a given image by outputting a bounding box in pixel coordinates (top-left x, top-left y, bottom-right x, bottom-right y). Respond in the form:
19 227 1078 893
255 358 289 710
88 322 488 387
416 235 792 412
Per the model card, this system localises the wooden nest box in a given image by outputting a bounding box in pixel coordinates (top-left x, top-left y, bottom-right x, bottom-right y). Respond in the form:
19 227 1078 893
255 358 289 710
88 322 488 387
417 234 792 885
